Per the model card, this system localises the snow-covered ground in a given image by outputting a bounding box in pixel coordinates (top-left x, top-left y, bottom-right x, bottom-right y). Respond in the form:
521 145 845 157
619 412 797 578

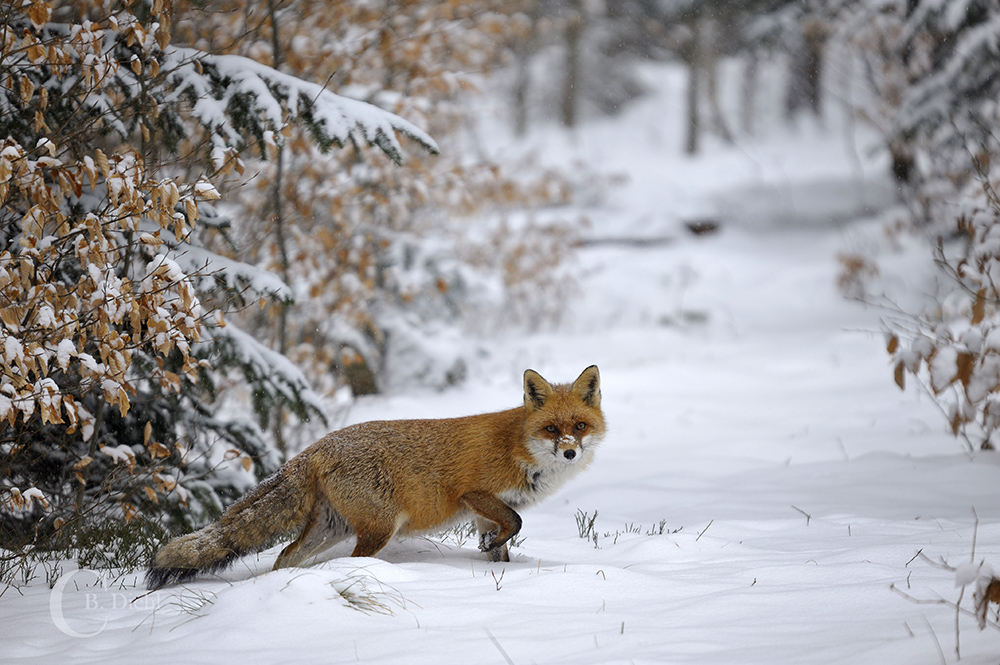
5 63 1000 664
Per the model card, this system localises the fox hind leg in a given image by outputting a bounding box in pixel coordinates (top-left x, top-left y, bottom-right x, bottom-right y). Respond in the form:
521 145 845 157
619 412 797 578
351 521 396 557
274 497 351 569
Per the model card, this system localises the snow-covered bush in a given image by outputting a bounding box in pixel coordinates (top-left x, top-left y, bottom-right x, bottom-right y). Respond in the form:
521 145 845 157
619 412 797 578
0 0 434 565
824 0 1000 450
888 164 1000 451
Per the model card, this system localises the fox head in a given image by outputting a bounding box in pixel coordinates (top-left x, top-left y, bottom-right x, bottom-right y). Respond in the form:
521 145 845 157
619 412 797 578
522 365 605 468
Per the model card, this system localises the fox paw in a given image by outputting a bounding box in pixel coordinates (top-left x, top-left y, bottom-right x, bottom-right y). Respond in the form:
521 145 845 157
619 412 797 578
478 529 501 552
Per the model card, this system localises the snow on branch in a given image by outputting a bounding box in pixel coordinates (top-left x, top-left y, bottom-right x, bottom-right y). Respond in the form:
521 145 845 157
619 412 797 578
162 46 440 165
164 240 293 304
899 13 1000 140
205 323 327 425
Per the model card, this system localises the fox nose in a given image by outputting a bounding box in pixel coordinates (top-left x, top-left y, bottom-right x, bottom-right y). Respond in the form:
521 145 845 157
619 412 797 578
563 449 576 460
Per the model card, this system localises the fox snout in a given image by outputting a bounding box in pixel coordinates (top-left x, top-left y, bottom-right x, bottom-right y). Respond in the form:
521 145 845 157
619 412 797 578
556 436 581 462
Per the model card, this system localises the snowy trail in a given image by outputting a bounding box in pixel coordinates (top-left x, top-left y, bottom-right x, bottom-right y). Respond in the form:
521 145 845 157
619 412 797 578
6 199 999 665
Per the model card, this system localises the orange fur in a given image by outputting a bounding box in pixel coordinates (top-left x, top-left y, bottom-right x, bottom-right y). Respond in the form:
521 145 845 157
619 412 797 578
146 366 604 589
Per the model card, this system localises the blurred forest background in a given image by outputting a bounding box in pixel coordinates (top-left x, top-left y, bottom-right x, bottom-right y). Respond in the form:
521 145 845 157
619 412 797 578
3 0 1000 575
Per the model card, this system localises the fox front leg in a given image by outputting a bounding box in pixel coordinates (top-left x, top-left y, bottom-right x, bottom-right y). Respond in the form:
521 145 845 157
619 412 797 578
460 491 522 561
475 516 510 562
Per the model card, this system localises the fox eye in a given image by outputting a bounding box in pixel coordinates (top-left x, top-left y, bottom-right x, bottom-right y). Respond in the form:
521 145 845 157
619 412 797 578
545 425 559 434
575 422 587 431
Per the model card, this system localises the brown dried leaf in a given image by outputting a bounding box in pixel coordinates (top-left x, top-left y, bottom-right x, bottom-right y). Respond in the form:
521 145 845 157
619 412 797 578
184 198 198 222
33 110 49 133
162 371 180 392
27 42 45 62
886 335 899 355
951 409 964 436
156 14 171 50
148 441 171 459
95 149 110 178
19 76 35 105
153 473 177 492
975 577 1000 630
894 361 905 390
988 578 1000 603
8 488 24 510
105 383 130 417
956 352 976 390
28 0 51 27
972 289 986 325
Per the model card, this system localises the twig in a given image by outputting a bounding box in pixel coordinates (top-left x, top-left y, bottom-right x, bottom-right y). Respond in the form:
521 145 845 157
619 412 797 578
491 568 504 591
917 551 956 572
956 507 980 661
955 584 964 660
924 614 947 665
891 583 1000 631
791 505 811 525
969 507 979 564
695 520 714 542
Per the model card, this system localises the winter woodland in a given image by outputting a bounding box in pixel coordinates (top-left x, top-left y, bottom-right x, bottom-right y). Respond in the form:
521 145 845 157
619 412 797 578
2 1 1000 662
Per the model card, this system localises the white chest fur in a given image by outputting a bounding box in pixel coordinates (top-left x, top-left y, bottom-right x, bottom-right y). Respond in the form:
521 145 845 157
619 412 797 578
499 434 600 509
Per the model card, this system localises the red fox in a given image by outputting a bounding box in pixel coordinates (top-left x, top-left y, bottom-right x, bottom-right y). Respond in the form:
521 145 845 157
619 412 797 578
146 365 604 589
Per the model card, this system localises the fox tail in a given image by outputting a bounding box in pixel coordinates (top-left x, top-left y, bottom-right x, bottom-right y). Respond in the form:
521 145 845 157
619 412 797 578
145 467 309 590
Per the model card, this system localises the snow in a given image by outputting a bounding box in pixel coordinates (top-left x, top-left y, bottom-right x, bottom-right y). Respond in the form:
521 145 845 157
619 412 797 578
4 335 24 364
163 46 439 163
164 237 293 302
208 323 327 418
99 445 135 465
4 61 1000 663
956 561 995 588
20 487 47 510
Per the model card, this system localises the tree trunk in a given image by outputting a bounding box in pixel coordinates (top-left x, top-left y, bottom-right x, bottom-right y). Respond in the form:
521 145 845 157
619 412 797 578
513 57 530 136
513 29 534 136
741 49 759 136
889 134 915 186
268 0 289 459
684 19 702 155
705 18 733 144
784 18 827 120
561 0 584 128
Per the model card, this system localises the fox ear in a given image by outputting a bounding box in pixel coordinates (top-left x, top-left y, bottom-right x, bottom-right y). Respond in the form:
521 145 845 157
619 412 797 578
571 365 601 407
524 369 554 410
